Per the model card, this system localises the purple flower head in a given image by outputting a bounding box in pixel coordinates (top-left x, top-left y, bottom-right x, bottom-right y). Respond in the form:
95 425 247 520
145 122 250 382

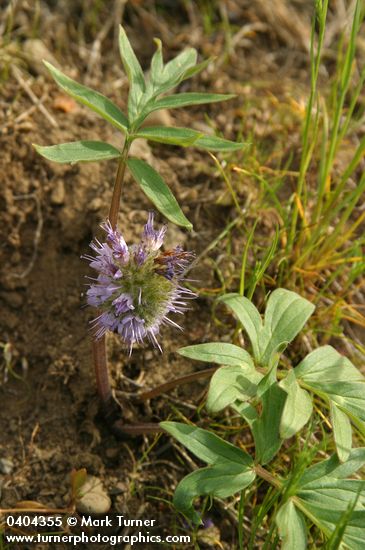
84 215 195 352
143 212 167 251
100 220 129 263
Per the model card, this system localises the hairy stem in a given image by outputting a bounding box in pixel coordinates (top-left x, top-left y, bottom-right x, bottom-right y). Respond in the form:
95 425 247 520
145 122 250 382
92 142 130 409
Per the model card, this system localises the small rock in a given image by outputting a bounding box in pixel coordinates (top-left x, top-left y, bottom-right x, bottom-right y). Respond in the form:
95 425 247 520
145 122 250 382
191 121 215 135
24 39 60 76
144 351 153 361
4 312 18 330
0 458 14 475
0 291 23 309
143 109 172 127
105 447 119 459
129 138 153 163
76 476 111 515
51 180 65 205
88 197 103 212
197 523 221 547
163 224 187 249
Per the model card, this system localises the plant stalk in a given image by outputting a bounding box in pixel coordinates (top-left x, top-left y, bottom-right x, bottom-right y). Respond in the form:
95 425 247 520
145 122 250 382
92 142 130 414
254 465 282 489
137 367 218 401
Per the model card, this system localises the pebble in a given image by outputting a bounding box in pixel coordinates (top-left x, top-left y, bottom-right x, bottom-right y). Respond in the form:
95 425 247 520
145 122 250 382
0 458 14 475
24 39 60 76
143 109 172 127
76 476 111 515
129 138 153 163
88 197 103 212
0 291 23 309
51 180 65 205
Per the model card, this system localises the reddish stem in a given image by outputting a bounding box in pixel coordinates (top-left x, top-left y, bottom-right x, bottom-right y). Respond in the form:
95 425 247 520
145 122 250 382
92 145 129 412
137 367 217 401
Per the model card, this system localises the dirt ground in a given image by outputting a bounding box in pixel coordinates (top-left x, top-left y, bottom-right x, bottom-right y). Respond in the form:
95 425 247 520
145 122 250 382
1 1 362 549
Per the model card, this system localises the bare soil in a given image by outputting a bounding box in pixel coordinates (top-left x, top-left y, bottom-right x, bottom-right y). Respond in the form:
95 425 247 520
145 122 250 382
1 1 358 548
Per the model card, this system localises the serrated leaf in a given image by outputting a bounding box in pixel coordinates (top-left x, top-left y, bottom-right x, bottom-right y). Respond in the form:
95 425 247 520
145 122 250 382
43 61 128 132
118 25 146 120
207 365 263 413
252 382 286 464
276 500 307 550
218 294 262 362
178 342 254 367
34 141 121 163
330 401 352 462
173 463 256 524
279 370 313 439
126 157 192 229
161 422 253 466
260 289 315 366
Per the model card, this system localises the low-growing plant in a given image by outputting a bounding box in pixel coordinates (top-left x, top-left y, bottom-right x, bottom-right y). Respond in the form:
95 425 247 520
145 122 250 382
162 288 365 548
34 26 242 434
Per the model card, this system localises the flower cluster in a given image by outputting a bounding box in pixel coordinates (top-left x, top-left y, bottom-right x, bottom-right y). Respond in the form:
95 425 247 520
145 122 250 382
84 213 195 352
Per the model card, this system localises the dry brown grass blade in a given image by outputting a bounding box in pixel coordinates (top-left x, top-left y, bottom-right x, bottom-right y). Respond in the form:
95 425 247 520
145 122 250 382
255 0 311 52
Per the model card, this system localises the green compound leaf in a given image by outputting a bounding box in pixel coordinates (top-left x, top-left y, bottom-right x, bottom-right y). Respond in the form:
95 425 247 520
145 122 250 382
161 422 253 467
161 422 255 524
207 365 263 413
276 500 307 550
295 346 365 460
135 126 244 151
279 370 313 439
251 382 286 465
218 294 262 362
173 463 256 524
297 478 365 549
281 449 365 549
218 289 314 368
118 25 146 121
297 448 365 488
330 401 352 462
294 346 363 384
126 158 192 229
260 289 315 366
44 62 128 133
33 141 121 164
178 342 254 367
